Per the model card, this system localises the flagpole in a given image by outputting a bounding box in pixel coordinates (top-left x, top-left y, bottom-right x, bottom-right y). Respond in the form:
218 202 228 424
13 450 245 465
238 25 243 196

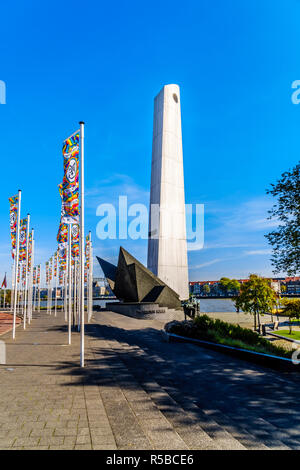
31 231 34 320
73 260 76 328
68 225 72 345
54 251 58 317
64 270 67 321
88 232 93 323
23 214 30 329
10 264 14 312
38 265 41 311
79 121 85 367
3 273 6 309
12 190 21 339
49 258 52 315
28 229 34 324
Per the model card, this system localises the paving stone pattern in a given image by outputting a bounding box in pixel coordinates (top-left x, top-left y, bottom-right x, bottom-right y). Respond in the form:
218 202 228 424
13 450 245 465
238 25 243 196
0 309 300 450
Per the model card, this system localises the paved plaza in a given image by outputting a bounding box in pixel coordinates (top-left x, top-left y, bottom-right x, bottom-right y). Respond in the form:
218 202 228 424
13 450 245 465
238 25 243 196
0 312 21 336
0 310 300 450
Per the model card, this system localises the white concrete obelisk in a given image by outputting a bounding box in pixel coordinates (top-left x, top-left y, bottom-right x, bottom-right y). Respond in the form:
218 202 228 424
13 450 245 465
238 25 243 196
147 84 189 300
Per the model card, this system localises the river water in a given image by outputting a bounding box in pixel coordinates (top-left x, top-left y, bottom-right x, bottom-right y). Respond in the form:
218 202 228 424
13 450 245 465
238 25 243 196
38 298 238 312
196 299 238 313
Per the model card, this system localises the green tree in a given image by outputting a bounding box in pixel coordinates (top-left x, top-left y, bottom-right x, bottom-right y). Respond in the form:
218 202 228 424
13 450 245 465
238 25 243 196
0 289 11 307
280 284 287 293
281 298 300 334
219 277 240 296
219 277 230 295
235 274 277 331
265 163 300 275
202 284 210 295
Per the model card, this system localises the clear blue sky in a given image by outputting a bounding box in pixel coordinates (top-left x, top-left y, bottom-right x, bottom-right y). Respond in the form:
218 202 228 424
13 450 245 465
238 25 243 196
1 0 300 284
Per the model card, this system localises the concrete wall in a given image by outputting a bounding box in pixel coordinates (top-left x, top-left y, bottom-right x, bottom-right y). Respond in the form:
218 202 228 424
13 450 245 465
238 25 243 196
106 302 184 322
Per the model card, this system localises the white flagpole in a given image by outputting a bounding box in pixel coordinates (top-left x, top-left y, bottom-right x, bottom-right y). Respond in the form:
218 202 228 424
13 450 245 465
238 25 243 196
79 121 85 367
23 214 30 329
12 190 21 339
68 225 72 345
38 265 41 311
3 273 6 309
10 263 14 312
78 233 81 332
73 260 77 328
33 269 36 312
49 259 52 315
88 233 93 323
54 252 58 317
28 229 34 324
64 271 67 321
72 263 76 327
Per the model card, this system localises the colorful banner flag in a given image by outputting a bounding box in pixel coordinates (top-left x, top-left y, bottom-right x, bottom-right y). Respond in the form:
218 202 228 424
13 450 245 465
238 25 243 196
45 261 49 284
61 131 80 224
54 252 57 277
71 224 79 259
57 221 68 245
59 267 64 285
33 266 36 285
8 194 18 259
37 265 41 285
19 218 28 262
27 231 32 273
84 262 87 284
85 235 90 269
49 257 53 282
22 263 26 286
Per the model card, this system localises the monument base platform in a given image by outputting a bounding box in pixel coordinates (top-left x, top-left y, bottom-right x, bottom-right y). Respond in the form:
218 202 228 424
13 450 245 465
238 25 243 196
105 302 184 321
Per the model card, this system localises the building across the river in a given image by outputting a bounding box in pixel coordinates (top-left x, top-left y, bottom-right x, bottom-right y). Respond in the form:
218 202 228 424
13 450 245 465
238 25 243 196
189 277 300 297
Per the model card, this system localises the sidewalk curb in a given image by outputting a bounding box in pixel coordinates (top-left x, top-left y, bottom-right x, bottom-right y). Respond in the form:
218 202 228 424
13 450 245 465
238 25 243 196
162 331 300 371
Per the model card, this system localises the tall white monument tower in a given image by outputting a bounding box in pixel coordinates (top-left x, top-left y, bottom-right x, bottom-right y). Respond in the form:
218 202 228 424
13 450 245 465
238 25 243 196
147 84 189 300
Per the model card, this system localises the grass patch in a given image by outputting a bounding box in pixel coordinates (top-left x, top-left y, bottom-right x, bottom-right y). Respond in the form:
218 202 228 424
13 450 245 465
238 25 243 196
165 314 292 358
276 330 300 341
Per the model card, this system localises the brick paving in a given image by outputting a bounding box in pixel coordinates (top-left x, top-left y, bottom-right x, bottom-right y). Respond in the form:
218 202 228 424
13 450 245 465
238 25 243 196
0 312 21 336
0 309 300 450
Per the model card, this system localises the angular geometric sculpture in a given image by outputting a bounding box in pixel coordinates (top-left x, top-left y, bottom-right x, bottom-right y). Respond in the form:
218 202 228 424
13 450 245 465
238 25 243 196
147 84 189 300
97 246 181 310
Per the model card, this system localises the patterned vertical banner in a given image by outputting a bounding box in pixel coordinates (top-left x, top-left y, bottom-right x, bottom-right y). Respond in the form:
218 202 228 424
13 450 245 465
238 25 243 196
22 263 26 287
54 252 57 277
33 266 36 285
61 131 80 224
27 231 32 273
71 224 79 259
45 262 49 285
19 217 28 262
58 243 67 272
17 263 21 283
59 268 64 285
37 265 41 285
85 235 90 269
8 194 18 259
57 222 68 271
49 257 53 283
84 262 87 285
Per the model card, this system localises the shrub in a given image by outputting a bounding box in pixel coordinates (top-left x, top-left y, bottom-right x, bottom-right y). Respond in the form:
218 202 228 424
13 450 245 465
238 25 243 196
165 315 291 358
